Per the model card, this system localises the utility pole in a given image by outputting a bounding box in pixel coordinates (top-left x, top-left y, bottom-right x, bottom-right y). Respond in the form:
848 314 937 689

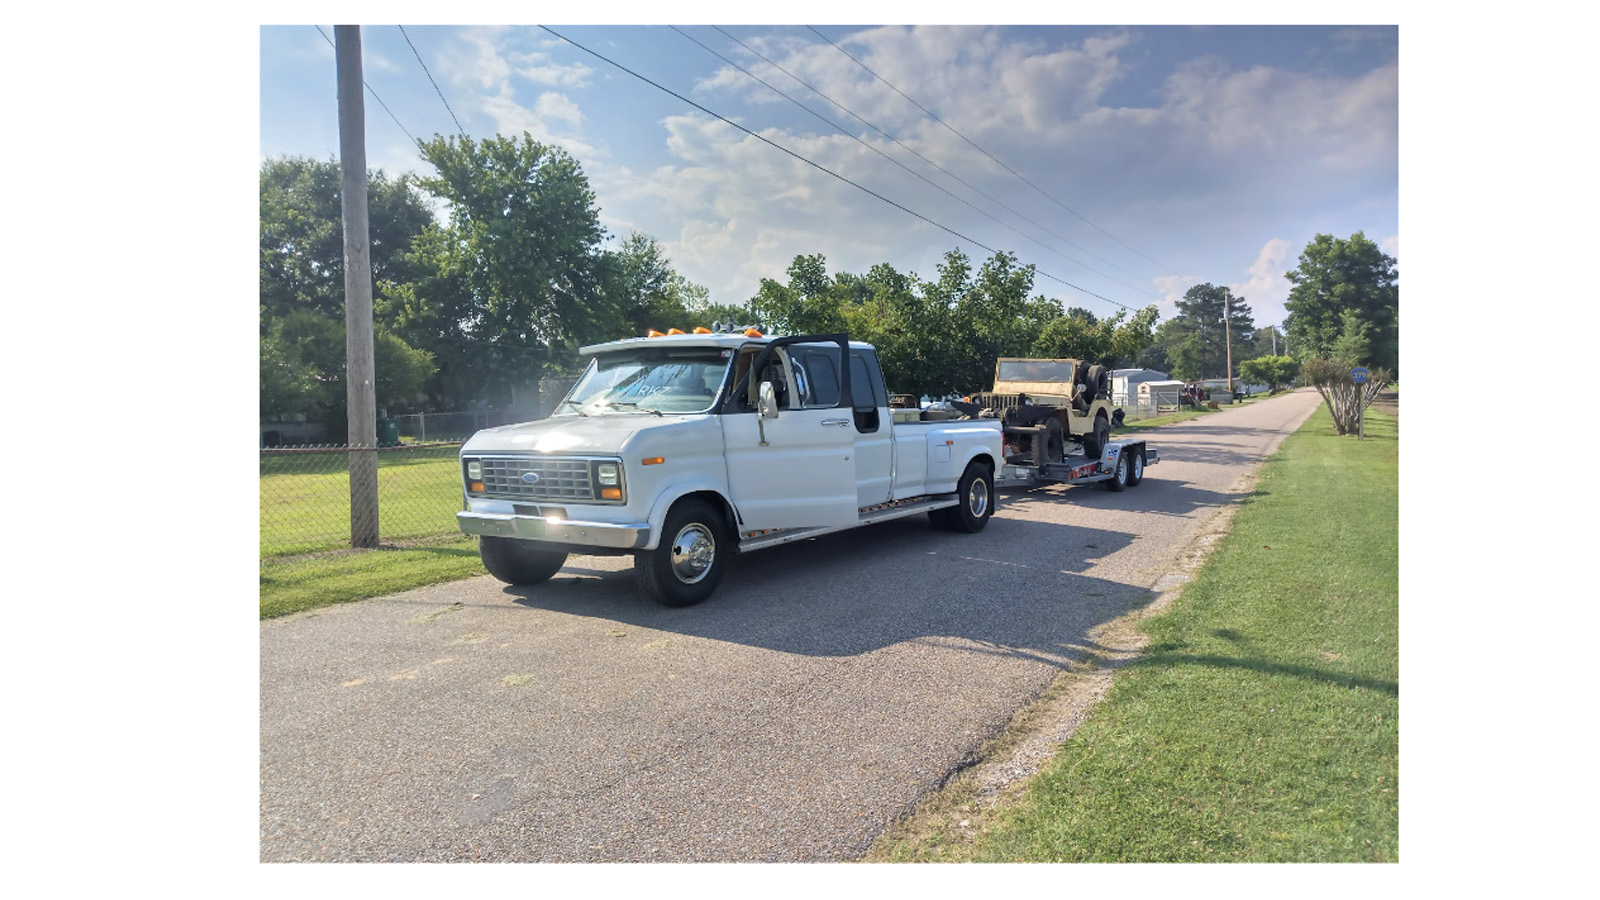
337 25 379 548
1223 289 1233 397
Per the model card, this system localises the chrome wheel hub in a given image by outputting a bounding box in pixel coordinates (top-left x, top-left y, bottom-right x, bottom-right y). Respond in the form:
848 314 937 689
670 524 716 584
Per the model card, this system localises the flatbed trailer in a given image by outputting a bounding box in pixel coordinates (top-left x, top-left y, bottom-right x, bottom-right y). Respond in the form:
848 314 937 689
992 422 1157 491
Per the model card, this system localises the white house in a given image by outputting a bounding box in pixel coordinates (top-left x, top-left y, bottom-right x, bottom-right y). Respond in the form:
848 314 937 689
1137 380 1187 408
1111 368 1170 406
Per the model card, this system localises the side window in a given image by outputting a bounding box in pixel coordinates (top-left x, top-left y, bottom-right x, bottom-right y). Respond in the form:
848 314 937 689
848 354 876 409
731 346 796 411
801 349 841 408
848 353 882 433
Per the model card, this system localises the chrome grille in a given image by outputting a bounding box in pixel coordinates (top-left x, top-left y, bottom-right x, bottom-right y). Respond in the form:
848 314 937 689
474 456 595 502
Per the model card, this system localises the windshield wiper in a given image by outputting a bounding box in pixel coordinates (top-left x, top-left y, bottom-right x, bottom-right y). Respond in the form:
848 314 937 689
597 401 662 416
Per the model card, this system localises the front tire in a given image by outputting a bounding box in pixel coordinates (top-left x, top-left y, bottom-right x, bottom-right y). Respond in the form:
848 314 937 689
1082 414 1109 459
479 536 568 586
634 500 729 607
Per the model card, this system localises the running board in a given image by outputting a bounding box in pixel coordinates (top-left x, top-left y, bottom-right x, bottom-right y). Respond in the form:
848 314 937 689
736 494 960 554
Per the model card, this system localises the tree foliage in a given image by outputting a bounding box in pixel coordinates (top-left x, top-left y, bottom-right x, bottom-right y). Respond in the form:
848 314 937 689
1154 283 1256 382
1284 232 1398 374
259 311 435 441
259 157 437 432
747 249 1159 398
260 140 1173 426
259 156 434 323
384 133 612 414
1238 355 1300 393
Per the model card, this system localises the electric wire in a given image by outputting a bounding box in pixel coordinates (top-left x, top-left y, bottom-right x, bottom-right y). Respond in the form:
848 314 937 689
807 25 1179 279
398 25 469 139
540 25 1135 313
313 25 418 146
702 26 1163 302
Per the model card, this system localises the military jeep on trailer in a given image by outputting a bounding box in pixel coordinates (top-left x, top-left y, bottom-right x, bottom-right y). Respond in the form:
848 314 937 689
964 358 1118 462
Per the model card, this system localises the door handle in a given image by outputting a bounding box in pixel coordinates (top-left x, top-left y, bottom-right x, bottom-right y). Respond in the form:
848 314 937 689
821 418 850 427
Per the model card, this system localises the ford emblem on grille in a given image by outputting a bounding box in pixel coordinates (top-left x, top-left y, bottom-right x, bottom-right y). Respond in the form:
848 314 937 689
521 472 541 484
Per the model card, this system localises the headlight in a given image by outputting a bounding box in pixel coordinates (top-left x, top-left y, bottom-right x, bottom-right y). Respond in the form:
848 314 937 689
466 460 483 481
595 461 623 501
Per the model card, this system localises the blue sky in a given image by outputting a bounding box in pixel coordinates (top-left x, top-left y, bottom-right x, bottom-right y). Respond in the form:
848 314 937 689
260 21 1399 335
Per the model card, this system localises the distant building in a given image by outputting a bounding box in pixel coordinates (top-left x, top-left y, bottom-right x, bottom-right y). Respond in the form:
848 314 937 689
1137 380 1187 408
1111 368 1170 406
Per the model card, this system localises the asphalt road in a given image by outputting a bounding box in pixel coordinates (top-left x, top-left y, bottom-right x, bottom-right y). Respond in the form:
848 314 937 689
260 388 1324 862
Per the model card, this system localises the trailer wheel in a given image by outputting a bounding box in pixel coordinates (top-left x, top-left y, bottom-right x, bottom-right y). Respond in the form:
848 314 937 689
634 500 728 607
479 536 568 586
948 462 995 533
1107 450 1129 492
1127 447 1145 486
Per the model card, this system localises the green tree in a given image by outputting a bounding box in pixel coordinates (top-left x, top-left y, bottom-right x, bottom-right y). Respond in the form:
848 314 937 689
1283 231 1398 373
605 231 721 336
843 262 959 397
1238 354 1300 393
1031 304 1158 369
751 253 852 336
943 252 1034 388
1330 308 1373 366
259 311 435 441
1158 283 1256 383
259 156 434 323
260 156 438 428
391 133 612 416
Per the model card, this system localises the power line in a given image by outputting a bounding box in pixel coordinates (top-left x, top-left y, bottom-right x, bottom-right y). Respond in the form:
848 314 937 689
807 25 1179 279
540 25 1135 313
398 25 468 139
703 26 1163 302
313 25 417 145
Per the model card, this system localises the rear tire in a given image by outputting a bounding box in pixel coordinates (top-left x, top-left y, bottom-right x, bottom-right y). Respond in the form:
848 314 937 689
479 536 568 586
1127 447 1145 486
634 500 729 607
1107 449 1129 491
947 462 995 532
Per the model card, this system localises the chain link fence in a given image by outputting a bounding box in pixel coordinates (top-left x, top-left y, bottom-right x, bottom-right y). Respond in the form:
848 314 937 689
260 442 468 560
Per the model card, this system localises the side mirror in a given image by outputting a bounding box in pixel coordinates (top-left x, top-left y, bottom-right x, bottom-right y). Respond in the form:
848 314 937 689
759 381 779 418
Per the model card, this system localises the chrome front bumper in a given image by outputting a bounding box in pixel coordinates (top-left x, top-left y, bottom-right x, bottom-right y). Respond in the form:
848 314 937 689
456 511 651 550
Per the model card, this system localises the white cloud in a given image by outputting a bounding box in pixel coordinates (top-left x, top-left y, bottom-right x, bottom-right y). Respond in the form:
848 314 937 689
1231 238 1295 328
534 92 583 126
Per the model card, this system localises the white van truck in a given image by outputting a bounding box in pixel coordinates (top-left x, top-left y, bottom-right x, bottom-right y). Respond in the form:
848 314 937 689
456 331 1004 607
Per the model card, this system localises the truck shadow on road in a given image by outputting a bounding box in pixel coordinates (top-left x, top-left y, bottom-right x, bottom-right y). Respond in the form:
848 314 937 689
505 515 1159 667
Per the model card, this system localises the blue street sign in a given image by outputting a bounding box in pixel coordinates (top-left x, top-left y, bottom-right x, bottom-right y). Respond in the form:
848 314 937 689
1351 367 1369 384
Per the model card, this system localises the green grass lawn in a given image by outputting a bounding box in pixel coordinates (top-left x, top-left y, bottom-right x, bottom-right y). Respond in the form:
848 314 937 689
259 444 464 558
259 443 487 618
870 404 1399 862
260 537 485 619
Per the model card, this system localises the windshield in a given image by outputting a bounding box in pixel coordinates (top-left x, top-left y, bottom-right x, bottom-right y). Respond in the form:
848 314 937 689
556 347 733 416
996 360 1077 382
